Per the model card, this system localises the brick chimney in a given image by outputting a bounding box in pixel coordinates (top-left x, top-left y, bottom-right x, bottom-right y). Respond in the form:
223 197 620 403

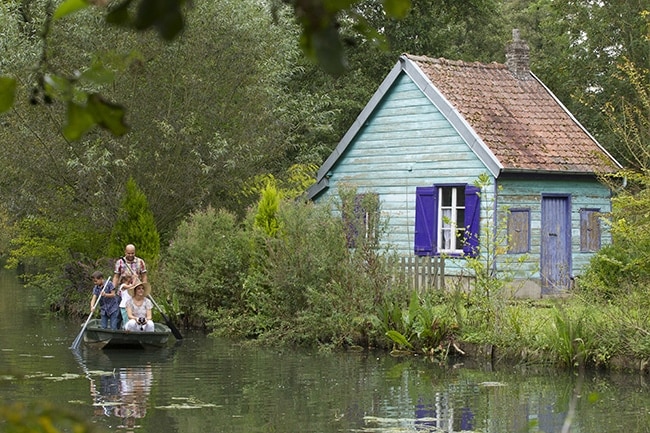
506 29 530 80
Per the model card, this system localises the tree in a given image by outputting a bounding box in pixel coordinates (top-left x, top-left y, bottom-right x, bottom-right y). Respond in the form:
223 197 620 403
109 177 160 265
602 59 650 171
0 0 310 242
0 0 413 140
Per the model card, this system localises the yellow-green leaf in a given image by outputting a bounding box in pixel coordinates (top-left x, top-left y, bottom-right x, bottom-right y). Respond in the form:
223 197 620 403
386 330 413 349
63 102 96 141
54 0 90 20
0 76 17 114
79 65 115 85
383 0 411 19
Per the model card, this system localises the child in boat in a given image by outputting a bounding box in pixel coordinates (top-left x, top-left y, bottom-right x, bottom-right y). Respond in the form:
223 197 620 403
118 275 134 329
90 271 120 330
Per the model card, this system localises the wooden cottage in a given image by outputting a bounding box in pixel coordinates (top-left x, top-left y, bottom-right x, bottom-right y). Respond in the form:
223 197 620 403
307 31 622 297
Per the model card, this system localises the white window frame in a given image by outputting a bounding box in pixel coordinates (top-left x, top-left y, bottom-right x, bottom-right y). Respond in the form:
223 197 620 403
437 186 465 254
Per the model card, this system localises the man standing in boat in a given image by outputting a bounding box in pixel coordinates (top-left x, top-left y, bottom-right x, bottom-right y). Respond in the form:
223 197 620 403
112 244 148 288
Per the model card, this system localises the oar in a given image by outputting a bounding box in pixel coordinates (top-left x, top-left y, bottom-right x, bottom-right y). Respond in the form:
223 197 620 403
148 294 183 340
71 279 110 350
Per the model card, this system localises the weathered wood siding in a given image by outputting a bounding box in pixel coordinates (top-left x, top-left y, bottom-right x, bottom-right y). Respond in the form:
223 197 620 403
496 177 612 280
317 72 494 266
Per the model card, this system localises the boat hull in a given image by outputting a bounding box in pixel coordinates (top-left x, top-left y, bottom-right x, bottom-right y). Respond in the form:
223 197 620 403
83 319 171 349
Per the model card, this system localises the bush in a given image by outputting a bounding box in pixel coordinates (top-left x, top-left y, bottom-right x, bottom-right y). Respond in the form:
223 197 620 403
159 206 250 327
577 244 633 300
179 192 402 349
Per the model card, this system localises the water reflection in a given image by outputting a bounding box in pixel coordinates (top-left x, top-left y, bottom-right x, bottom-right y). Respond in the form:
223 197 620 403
73 349 159 431
111 366 153 429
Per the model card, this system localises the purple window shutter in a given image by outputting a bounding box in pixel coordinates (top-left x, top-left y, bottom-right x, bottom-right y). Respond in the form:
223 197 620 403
414 186 437 256
463 185 481 257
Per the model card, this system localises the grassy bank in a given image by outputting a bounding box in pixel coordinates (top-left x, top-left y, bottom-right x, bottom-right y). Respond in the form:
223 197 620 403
380 289 650 373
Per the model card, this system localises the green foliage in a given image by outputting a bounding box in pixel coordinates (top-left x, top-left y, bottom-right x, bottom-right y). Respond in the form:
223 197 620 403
277 0 411 77
547 306 590 368
254 181 281 237
109 178 160 265
457 173 531 337
159 206 250 326
2 0 413 139
372 290 459 357
163 189 400 349
602 59 650 171
0 204 16 258
0 76 16 113
0 401 99 433
580 177 650 299
242 164 318 202
578 245 632 300
5 212 110 314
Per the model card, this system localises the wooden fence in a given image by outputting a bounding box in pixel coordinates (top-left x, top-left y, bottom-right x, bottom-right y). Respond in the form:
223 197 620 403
395 255 445 292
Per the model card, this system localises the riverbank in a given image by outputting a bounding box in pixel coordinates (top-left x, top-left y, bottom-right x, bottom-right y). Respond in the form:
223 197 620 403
455 341 650 374
431 292 650 374
353 277 650 374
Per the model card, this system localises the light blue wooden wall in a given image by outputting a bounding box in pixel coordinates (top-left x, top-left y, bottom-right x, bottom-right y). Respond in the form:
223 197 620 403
496 177 612 279
317 72 494 266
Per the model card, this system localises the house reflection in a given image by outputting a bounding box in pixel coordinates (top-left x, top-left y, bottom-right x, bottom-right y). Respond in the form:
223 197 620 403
412 381 569 433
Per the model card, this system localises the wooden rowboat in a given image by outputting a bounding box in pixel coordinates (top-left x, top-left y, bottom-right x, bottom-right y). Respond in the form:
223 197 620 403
83 319 172 349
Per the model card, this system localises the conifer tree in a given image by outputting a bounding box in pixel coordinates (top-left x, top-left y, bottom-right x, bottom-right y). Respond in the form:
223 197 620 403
109 178 160 265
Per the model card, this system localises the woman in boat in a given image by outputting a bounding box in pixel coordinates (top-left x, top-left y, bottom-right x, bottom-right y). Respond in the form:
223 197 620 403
125 281 155 332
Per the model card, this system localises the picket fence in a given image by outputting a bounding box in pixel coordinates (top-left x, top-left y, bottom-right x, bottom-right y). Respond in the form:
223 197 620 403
396 255 445 292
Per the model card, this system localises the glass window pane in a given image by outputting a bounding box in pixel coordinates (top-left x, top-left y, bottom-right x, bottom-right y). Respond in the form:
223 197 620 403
456 208 465 227
441 188 452 206
456 188 465 207
442 228 452 249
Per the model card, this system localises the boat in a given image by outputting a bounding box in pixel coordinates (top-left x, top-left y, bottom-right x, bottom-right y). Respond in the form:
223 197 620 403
83 319 172 349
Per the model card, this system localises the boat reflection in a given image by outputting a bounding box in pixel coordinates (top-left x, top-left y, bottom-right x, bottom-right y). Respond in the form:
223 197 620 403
87 363 153 429
72 345 179 430
112 366 153 429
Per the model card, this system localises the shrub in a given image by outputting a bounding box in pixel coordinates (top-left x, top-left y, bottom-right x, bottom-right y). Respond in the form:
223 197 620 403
577 244 633 300
159 206 250 327
108 177 160 266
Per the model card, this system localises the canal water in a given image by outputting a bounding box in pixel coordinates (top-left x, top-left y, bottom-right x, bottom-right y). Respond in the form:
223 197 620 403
2 267 650 433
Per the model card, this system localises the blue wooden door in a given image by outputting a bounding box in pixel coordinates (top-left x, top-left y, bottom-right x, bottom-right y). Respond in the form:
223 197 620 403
540 195 571 294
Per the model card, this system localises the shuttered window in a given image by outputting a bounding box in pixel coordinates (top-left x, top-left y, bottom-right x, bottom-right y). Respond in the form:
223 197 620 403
343 193 379 248
507 208 530 253
580 208 601 252
414 184 480 257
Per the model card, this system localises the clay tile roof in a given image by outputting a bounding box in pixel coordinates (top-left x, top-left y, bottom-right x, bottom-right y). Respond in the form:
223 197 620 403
405 54 620 174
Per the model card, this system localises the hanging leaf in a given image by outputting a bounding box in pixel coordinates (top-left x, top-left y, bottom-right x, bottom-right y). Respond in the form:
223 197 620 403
383 0 411 19
135 0 184 40
106 0 133 27
63 101 96 141
54 0 89 20
86 94 128 136
0 77 16 114
311 25 347 77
